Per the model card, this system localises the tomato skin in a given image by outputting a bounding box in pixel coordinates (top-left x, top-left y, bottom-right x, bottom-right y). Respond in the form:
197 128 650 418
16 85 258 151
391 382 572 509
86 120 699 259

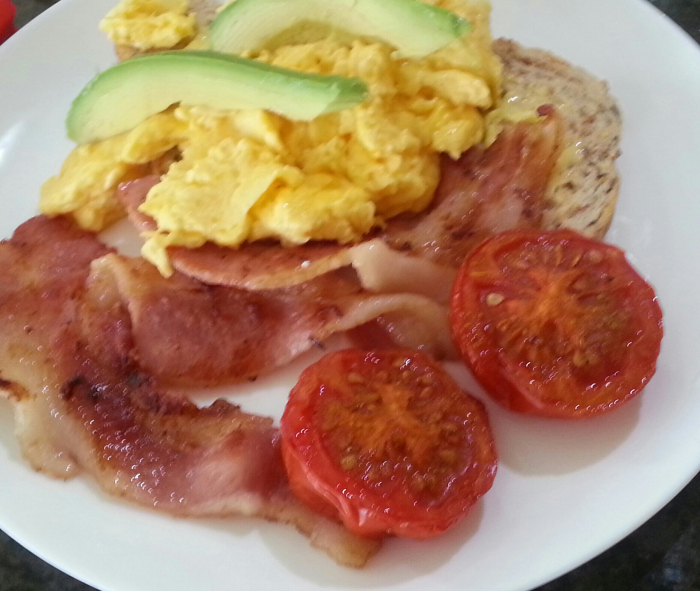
0 0 15 44
282 443 349 522
280 349 497 539
450 230 663 419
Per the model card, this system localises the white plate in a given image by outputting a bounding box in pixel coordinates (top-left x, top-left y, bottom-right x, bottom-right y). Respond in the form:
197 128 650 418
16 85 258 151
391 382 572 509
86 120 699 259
1 0 700 589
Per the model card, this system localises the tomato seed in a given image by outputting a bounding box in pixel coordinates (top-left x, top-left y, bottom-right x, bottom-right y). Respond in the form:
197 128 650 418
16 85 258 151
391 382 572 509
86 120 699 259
341 455 358 470
585 250 603 264
439 449 458 466
380 461 393 478
347 372 364 384
428 412 444 424
554 244 564 265
486 293 505 306
441 422 459 434
424 474 437 491
411 474 426 492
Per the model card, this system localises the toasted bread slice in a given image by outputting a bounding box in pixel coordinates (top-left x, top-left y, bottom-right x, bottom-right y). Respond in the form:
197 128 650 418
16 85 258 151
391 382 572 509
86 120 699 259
493 39 622 239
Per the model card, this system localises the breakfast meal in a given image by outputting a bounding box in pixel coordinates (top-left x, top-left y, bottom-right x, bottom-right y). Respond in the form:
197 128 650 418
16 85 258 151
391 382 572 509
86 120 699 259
0 0 663 570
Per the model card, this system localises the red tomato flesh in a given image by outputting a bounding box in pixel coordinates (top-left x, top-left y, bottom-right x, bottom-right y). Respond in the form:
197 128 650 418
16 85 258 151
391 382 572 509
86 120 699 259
280 349 497 539
450 230 663 418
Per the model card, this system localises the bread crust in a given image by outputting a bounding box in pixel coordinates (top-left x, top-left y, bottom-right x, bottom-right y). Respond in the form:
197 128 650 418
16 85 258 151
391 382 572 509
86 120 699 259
493 39 622 239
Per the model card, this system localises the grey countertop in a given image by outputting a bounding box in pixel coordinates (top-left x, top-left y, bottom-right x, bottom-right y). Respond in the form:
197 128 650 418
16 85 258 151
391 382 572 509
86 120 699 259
3 1 700 590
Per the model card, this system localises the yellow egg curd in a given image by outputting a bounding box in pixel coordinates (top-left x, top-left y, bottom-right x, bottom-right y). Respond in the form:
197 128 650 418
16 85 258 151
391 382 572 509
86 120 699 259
41 0 502 276
99 0 197 50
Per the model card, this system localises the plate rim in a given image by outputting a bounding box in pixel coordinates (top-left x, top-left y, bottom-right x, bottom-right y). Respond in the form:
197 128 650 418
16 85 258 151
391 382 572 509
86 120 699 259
2 0 700 590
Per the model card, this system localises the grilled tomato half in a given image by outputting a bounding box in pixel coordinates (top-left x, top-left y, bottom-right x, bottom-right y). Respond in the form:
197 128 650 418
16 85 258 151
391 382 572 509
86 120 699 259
450 230 663 418
280 349 497 539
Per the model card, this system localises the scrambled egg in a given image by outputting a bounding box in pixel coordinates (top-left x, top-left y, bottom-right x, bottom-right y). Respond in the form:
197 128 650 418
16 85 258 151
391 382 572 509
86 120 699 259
41 0 502 275
40 111 184 231
484 94 545 147
100 0 196 50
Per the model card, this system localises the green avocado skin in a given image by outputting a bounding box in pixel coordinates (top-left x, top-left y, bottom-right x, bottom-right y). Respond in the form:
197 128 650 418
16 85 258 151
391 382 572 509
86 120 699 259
209 0 470 58
67 51 368 144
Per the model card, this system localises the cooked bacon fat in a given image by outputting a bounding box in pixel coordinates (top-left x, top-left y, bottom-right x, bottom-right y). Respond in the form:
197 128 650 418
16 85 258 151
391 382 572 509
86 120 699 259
384 113 564 266
0 216 380 567
0 216 112 478
82 254 452 388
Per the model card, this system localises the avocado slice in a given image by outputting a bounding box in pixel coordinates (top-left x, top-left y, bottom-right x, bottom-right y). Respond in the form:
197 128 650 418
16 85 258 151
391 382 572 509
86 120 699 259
209 0 470 59
67 51 368 144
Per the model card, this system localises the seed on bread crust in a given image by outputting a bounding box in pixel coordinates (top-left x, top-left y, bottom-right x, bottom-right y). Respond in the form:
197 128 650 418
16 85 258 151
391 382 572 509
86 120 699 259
493 39 622 241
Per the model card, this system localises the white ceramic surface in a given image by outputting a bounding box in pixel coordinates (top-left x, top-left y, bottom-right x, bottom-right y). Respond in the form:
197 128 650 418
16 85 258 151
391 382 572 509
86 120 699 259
1 1 700 590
